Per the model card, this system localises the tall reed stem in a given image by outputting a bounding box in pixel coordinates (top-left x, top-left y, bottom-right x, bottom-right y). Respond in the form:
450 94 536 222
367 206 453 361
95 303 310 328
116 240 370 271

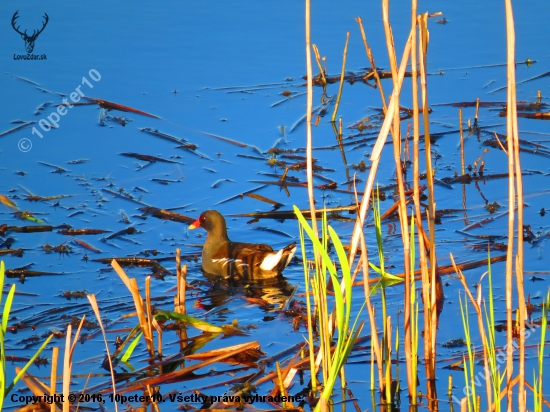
382 0 413 403
408 0 420 402
504 1 516 409
347 28 413 265
305 0 318 239
505 1 526 408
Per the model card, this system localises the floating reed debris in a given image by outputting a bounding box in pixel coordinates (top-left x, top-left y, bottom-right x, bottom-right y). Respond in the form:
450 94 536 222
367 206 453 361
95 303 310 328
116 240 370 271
119 152 184 165
230 206 357 222
81 97 160 119
199 131 261 153
38 162 70 173
138 206 194 224
58 228 110 235
308 69 412 86
139 127 185 144
245 193 284 209
73 239 101 253
102 188 150 206
0 121 35 138
214 184 268 205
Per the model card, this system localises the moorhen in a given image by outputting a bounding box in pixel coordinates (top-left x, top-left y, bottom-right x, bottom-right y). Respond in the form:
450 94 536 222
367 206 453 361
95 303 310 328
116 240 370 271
189 210 296 280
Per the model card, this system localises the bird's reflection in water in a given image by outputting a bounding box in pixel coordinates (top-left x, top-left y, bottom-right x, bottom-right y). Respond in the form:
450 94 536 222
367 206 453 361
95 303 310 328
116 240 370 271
198 272 297 316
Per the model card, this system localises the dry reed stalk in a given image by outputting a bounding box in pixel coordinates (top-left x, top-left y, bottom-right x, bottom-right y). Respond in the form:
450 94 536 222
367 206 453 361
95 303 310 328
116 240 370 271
381 2 414 396
146 385 161 412
380 198 410 221
382 0 409 198
87 295 119 412
347 27 413 266
111 259 130 287
62 317 85 412
415 216 433 256
312 45 327 85
331 31 350 122
145 276 154 352
460 109 465 175
475 97 480 126
275 361 289 408
111 259 156 356
408 0 421 401
504 1 518 409
515 255 527 406
382 0 399 86
305 0 318 240
411 19 430 328
382 0 411 275
506 2 525 407
16 368 60 411
50 347 58 412
130 277 155 356
175 250 189 355
404 123 411 166
18 368 51 393
390 85 413 369
418 15 439 387
75 373 92 412
493 131 508 154
450 255 493 408
355 17 387 111
473 148 488 174
494 374 521 407
175 248 187 315
385 316 393 402
152 317 163 359
282 354 301 388
409 12 435 404
145 276 163 358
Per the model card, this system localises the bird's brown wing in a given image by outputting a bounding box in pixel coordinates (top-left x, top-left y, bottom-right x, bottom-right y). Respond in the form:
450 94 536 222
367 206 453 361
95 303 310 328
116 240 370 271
229 242 274 255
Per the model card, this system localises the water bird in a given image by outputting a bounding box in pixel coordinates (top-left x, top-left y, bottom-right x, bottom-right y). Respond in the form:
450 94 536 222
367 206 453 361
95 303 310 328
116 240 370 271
189 210 296 280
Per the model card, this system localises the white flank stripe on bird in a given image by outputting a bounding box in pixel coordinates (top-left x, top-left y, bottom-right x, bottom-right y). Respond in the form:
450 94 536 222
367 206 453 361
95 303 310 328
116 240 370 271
212 258 242 268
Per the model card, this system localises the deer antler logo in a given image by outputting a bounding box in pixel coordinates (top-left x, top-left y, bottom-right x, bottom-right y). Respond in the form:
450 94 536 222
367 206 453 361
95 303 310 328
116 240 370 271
11 11 49 53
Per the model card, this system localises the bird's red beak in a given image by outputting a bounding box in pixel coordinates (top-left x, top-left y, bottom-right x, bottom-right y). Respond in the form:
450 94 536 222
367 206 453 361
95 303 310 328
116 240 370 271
188 218 201 230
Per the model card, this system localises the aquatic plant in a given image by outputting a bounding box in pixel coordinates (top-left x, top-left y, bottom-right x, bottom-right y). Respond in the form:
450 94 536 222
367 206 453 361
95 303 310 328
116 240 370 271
296 206 364 411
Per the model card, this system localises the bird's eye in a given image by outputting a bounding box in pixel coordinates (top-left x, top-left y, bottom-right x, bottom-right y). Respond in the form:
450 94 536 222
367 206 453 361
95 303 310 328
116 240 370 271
200 215 206 222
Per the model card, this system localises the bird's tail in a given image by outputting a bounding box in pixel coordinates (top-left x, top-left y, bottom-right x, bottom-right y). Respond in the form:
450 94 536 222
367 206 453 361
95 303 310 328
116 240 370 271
259 242 297 271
